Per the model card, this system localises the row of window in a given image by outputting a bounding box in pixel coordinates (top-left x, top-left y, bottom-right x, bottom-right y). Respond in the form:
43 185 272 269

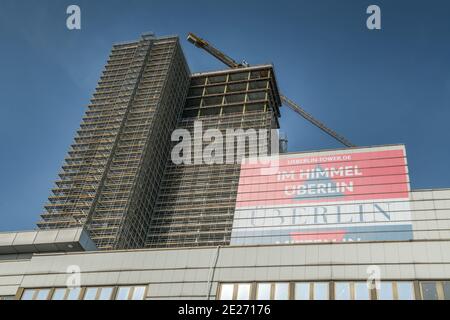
20 285 147 300
218 281 450 300
12 281 449 300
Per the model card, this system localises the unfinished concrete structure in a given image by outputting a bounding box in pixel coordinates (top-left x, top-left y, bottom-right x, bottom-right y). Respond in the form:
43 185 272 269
145 66 282 248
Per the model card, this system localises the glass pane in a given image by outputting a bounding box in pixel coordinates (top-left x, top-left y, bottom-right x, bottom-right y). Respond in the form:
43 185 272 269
219 284 234 300
443 282 450 300
354 282 370 300
236 284 251 300
98 287 113 300
67 287 81 300
397 282 414 300
51 288 67 300
274 283 289 300
21 289 36 300
83 288 98 300
335 282 351 300
256 283 271 300
116 287 131 300
421 282 438 300
35 289 50 300
378 282 393 300
294 283 310 300
131 286 146 300
314 283 329 300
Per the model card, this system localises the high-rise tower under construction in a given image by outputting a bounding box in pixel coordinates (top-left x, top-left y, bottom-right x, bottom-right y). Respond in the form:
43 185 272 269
38 34 191 250
37 33 281 250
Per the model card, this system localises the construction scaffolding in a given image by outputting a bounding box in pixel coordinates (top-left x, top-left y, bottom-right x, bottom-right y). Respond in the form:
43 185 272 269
38 35 191 250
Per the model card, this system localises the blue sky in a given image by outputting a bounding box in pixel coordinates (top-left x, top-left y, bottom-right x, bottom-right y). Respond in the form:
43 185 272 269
0 0 449 231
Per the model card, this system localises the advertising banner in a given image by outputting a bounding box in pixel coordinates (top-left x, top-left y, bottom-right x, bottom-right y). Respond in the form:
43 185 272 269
230 145 413 245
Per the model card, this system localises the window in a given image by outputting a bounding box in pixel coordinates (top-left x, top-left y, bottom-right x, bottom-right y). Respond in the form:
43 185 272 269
227 82 246 93
354 282 370 300
21 289 36 300
217 281 450 300
247 92 266 101
236 284 251 300
335 282 351 300
83 288 98 300
116 287 131 300
421 282 438 300
224 94 245 104
67 287 81 300
256 283 271 300
443 282 450 300
250 70 269 79
334 282 371 300
20 289 51 300
18 285 145 300
200 107 221 116
207 75 226 84
51 288 66 300
131 286 146 300
219 284 251 300
98 287 114 300
419 281 450 300
294 283 310 300
314 283 329 300
246 103 265 112
36 289 51 300
203 96 222 106
116 286 147 300
274 283 289 300
222 105 243 114
49 287 82 300
205 85 225 95
397 282 414 300
373 281 415 300
377 282 394 300
229 72 248 81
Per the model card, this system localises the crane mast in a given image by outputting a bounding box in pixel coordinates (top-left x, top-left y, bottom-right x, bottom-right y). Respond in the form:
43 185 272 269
186 32 356 148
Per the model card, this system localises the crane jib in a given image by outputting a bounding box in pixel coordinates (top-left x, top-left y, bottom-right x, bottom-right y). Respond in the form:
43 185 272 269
186 32 356 148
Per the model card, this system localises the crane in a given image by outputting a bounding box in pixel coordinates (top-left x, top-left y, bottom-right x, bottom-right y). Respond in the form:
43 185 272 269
187 33 244 69
186 32 356 148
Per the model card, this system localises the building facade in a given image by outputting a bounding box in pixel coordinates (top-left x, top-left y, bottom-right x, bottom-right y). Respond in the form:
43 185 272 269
1 187 450 300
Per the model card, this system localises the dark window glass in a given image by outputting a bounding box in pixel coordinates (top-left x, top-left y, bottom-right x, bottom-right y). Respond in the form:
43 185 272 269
421 282 438 300
443 282 450 300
